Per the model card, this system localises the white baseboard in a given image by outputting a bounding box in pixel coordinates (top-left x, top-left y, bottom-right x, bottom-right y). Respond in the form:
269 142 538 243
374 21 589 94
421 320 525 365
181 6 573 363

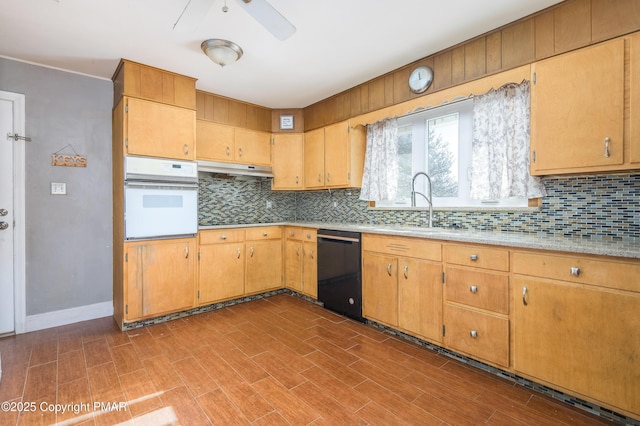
24 301 113 333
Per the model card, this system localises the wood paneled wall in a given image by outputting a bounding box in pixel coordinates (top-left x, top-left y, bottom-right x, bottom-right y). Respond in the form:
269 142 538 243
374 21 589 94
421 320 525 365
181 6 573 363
303 0 640 131
196 90 272 133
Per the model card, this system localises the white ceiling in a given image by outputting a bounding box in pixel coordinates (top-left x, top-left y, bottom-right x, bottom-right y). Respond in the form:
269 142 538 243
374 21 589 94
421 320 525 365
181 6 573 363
0 0 563 109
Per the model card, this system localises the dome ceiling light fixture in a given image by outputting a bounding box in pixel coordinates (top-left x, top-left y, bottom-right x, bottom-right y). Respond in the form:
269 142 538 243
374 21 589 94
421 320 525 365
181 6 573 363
201 38 243 67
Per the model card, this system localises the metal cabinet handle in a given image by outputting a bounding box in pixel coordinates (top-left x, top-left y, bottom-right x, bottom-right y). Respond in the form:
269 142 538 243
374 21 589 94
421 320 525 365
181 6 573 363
306 233 311 239
238 148 243 158
0 208 8 216
387 262 392 276
470 330 478 338
0 222 8 230
326 172 330 182
263 232 268 237
250 246 254 257
237 248 241 259
604 137 611 158
296 247 300 256
310 250 314 260
290 231 295 237
522 286 528 306
221 235 227 240
570 267 580 276
185 246 189 258
470 285 478 294
184 144 189 155
470 254 478 261
296 176 299 184
317 173 322 183
226 146 230 156
403 265 408 279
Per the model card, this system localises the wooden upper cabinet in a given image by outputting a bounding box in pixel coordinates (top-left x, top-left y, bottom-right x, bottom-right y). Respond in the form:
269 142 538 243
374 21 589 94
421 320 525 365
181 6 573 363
234 128 271 166
631 32 640 164
123 97 196 160
304 127 326 189
530 38 625 175
113 59 196 110
196 120 270 165
303 121 366 189
272 133 304 190
196 120 234 161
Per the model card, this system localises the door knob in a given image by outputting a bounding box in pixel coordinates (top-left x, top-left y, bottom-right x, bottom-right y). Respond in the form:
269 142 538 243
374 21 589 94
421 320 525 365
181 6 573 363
0 208 7 216
0 222 8 230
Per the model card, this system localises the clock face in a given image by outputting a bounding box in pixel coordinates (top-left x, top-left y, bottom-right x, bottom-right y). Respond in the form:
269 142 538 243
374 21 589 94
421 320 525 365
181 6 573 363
408 66 433 94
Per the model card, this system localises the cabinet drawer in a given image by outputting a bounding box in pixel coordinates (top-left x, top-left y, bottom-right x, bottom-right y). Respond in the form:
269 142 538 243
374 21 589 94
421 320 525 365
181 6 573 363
363 234 441 261
512 251 640 292
285 227 317 242
445 267 509 314
199 229 245 244
246 226 282 240
444 244 509 271
444 304 509 367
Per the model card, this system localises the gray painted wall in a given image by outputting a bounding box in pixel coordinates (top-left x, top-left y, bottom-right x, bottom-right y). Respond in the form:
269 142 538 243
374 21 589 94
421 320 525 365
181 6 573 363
0 57 113 316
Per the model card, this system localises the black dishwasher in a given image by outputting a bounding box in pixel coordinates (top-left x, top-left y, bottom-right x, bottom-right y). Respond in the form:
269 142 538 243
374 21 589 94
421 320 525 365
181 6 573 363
317 229 363 322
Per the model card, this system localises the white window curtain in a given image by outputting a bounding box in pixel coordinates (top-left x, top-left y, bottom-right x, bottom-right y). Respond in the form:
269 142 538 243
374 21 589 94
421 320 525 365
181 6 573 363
359 118 399 201
469 81 546 200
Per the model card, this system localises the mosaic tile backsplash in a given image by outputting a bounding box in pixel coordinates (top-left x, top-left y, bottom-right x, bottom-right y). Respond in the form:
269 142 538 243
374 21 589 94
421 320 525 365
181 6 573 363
199 172 639 242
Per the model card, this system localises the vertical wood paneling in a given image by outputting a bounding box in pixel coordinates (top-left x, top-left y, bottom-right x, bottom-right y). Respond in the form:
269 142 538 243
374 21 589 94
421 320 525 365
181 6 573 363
433 51 452 90
368 77 386 111
140 66 163 102
394 66 413 104
554 0 591 53
228 101 247 127
196 91 206 120
502 19 535 69
465 38 487 80
384 74 395 106
175 76 196 110
212 95 228 123
592 0 640 42
350 87 363 117
451 46 466 85
246 105 259 130
162 73 175 105
486 32 502 73
535 11 556 59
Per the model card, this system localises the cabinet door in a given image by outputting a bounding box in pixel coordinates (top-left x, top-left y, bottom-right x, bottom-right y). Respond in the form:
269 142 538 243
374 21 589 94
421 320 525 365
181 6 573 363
235 128 271 166
245 239 283 294
324 121 350 187
513 277 640 415
198 243 245 304
284 239 303 292
196 120 234 162
126 97 196 160
272 133 304 190
125 239 196 320
304 128 325 188
302 240 318 298
530 39 624 174
631 32 640 164
362 252 398 326
398 258 442 343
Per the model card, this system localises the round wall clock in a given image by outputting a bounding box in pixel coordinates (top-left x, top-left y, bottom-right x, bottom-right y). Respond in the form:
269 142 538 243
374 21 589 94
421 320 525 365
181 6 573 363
408 65 434 94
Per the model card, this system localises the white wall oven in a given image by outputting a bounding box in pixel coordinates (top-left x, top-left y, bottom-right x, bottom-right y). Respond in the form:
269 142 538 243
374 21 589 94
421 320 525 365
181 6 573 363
124 156 198 240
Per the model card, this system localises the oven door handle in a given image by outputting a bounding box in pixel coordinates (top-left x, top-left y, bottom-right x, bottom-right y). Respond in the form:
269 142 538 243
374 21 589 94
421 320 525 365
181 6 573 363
125 181 198 190
318 235 360 243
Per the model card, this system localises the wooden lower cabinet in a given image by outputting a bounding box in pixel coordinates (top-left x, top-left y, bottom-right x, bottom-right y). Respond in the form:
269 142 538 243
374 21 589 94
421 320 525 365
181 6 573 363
362 234 442 343
398 257 442 343
198 227 283 302
284 227 317 298
198 229 245 305
124 237 196 321
512 275 640 417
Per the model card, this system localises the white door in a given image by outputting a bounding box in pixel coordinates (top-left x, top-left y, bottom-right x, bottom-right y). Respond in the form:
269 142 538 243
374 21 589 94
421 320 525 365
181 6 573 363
0 91 26 336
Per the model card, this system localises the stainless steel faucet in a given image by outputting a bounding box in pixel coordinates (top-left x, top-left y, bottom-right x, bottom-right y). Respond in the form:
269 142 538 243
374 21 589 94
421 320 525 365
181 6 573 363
411 171 433 227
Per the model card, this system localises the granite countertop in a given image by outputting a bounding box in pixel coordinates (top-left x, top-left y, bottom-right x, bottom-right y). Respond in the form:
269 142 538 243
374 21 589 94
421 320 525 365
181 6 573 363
199 222 640 259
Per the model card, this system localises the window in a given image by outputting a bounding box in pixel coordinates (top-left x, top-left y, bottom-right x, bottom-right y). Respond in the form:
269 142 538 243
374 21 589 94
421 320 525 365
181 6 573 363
375 99 527 209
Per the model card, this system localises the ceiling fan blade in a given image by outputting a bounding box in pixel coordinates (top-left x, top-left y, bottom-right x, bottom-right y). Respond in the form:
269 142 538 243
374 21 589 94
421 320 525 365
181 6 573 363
173 0 214 31
236 0 296 41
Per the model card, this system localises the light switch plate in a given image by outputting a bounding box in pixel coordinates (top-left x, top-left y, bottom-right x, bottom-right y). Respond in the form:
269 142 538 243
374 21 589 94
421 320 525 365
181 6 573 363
51 182 67 195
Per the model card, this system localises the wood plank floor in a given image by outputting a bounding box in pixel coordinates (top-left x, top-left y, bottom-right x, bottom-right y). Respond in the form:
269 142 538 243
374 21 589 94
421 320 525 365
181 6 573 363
0 294 615 425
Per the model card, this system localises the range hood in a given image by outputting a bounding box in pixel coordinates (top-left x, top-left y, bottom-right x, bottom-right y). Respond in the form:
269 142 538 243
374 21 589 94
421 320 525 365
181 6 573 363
197 160 274 179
